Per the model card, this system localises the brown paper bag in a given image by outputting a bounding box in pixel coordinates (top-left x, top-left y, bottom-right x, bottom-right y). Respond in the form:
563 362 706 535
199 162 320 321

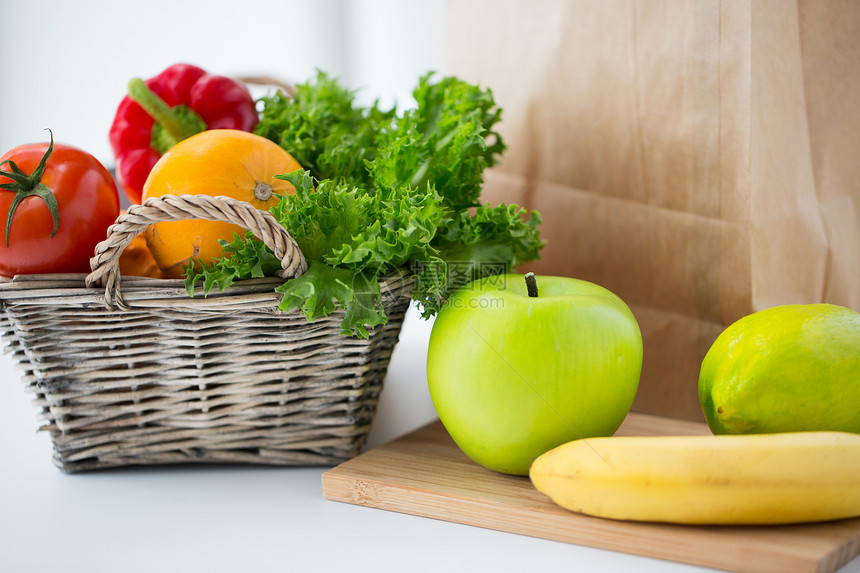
442 0 860 421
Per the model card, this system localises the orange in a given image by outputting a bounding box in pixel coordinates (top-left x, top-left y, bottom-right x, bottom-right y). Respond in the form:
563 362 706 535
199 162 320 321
141 129 301 278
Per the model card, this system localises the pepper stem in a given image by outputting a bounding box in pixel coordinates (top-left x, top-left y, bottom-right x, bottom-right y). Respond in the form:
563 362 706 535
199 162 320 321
525 272 539 298
127 78 207 153
0 129 60 247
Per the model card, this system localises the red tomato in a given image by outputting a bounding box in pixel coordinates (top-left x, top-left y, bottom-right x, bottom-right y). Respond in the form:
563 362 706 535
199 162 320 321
0 135 120 277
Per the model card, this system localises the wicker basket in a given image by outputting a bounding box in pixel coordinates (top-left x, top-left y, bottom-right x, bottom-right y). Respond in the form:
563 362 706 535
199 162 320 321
0 194 413 472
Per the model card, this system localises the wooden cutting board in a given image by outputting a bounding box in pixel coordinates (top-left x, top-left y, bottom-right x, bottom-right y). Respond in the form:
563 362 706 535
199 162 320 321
322 412 860 573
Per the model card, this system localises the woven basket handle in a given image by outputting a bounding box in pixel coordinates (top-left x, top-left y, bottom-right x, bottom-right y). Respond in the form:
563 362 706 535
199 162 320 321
239 75 296 97
85 194 308 310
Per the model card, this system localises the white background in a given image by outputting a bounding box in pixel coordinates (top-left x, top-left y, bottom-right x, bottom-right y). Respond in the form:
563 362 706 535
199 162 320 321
0 0 446 165
0 2 858 572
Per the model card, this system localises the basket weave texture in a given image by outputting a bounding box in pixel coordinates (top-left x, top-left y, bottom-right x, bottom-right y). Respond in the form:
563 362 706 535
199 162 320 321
0 195 412 472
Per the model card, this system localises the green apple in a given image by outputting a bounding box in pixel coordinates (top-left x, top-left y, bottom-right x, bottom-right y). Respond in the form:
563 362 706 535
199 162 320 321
427 273 643 476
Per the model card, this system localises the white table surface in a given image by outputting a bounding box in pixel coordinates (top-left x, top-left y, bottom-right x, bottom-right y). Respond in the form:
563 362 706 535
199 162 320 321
1 304 857 573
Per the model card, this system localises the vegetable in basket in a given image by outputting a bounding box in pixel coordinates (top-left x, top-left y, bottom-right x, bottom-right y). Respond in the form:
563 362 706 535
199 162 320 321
253 71 397 189
141 129 303 278
184 72 545 338
0 131 120 277
109 63 259 204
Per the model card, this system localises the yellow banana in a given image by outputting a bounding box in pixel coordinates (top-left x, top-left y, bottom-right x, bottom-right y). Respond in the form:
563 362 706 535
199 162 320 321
529 431 860 525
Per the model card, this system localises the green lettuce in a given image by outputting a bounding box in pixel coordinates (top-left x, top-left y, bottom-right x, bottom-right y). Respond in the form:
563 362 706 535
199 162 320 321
186 72 544 338
369 72 505 210
253 71 395 188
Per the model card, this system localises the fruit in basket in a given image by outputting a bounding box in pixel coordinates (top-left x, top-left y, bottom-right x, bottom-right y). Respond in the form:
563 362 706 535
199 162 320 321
141 129 302 278
0 130 120 277
529 430 860 525
427 273 642 476
110 63 259 204
699 303 860 435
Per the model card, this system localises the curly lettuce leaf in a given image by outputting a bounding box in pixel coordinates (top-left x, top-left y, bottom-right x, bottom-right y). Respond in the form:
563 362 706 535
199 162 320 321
405 254 448 320
369 73 505 209
183 232 282 296
412 204 544 317
254 71 395 188
434 203 544 268
272 170 445 273
275 261 386 338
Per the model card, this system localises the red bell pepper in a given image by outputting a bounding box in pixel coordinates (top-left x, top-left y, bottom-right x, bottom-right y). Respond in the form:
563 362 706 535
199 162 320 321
109 63 258 204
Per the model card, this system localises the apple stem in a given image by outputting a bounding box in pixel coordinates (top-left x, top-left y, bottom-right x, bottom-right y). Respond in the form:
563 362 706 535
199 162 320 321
525 272 539 297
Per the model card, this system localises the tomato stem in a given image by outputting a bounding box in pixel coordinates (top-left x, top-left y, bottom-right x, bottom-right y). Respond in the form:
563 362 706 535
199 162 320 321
525 272 538 297
0 129 60 247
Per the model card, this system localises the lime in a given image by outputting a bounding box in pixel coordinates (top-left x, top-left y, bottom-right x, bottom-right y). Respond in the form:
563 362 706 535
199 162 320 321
699 304 860 435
